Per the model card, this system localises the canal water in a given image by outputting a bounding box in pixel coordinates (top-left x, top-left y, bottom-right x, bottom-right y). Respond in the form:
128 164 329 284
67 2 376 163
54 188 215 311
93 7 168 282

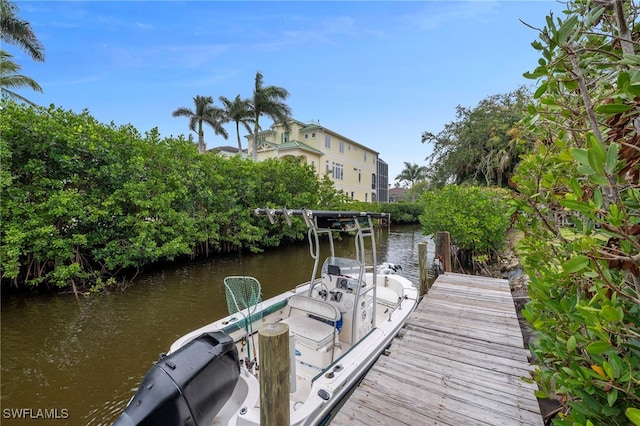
1 224 432 425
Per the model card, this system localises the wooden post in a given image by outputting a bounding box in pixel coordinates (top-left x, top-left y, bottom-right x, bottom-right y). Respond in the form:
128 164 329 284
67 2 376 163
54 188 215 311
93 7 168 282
418 242 429 297
435 231 452 273
259 323 290 426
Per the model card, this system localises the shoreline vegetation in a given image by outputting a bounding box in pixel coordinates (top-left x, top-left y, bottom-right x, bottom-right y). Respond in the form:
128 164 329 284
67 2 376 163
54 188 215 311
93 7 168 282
0 100 424 293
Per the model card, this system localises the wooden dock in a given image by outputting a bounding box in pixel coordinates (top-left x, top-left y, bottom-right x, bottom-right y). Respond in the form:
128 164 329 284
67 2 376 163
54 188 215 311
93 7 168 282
331 272 542 425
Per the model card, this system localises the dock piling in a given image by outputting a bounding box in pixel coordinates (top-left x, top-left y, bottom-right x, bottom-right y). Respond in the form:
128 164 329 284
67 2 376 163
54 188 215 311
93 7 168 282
435 231 452 272
418 242 429 297
259 323 290 426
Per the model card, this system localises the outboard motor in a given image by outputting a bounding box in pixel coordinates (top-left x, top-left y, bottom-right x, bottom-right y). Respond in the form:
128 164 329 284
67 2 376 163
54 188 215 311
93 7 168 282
114 331 240 426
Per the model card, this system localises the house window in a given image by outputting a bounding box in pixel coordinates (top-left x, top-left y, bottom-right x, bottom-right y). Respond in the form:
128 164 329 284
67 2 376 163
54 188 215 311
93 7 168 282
304 134 308 139
326 160 330 173
365 193 368 202
325 135 331 148
312 132 316 137
332 162 343 180
364 152 367 162
339 141 344 153
311 160 315 169
358 169 361 183
281 132 289 143
371 173 376 189
351 192 354 199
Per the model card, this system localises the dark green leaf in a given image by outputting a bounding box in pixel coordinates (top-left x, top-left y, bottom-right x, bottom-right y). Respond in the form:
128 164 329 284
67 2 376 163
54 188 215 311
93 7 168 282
617 72 631 90
602 305 623 322
563 255 590 273
571 148 589 166
556 16 578 45
596 104 633 114
559 199 594 214
593 188 603 209
588 149 605 177
534 83 548 99
627 84 640 97
586 341 611 355
605 143 619 174
607 387 618 407
590 174 610 186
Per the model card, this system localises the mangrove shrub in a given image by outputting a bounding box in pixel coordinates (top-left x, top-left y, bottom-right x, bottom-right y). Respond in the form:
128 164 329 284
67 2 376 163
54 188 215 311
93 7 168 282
419 185 511 259
0 101 328 290
511 1 640 424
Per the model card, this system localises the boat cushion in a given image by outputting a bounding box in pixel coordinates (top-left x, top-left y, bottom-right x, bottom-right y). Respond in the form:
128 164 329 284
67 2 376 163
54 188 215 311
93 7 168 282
281 315 335 350
281 295 339 350
377 286 400 306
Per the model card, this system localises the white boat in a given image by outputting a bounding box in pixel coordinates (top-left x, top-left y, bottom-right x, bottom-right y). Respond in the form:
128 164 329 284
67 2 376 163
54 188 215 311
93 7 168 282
114 209 419 426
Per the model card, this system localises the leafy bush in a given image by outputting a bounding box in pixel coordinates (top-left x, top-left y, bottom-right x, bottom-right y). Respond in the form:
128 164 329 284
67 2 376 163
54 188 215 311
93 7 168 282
419 186 511 257
0 101 338 290
510 1 639 424
379 202 424 224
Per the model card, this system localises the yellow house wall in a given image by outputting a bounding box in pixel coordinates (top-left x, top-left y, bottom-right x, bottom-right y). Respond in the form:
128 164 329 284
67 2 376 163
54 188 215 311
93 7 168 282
253 121 379 202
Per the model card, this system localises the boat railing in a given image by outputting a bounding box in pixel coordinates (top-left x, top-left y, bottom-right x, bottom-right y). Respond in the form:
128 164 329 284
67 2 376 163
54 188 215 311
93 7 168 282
386 298 404 322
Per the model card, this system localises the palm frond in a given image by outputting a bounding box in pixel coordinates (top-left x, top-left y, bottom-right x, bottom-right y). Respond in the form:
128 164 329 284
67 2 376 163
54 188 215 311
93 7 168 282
0 0 45 62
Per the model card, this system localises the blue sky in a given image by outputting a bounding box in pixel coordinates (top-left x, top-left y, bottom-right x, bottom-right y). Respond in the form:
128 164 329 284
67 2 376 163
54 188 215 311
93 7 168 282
9 0 565 182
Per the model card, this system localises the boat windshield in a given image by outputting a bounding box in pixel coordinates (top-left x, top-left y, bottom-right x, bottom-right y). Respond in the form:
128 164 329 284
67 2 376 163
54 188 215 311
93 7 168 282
321 257 363 277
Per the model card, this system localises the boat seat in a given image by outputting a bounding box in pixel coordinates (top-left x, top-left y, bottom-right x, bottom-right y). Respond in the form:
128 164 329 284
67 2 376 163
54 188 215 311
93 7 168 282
281 295 340 350
377 286 401 307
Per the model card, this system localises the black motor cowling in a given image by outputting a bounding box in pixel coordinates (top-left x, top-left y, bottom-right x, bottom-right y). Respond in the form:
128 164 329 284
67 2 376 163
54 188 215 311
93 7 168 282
114 331 240 426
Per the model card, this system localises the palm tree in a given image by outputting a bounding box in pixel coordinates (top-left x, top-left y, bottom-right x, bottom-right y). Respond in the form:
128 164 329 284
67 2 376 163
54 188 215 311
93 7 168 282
248 71 292 161
172 95 228 154
0 49 41 105
0 0 44 104
219 94 254 152
0 0 45 62
395 162 428 188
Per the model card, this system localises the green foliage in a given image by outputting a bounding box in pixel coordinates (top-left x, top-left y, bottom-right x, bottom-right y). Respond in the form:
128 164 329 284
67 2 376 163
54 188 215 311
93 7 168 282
317 174 349 209
0 100 340 290
511 1 640 424
422 87 534 188
419 186 511 255
342 200 381 213
379 202 424 224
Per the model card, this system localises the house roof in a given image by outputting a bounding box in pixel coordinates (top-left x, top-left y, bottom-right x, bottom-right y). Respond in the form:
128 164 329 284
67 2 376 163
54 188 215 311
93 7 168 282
252 118 380 155
244 128 276 139
278 139 323 154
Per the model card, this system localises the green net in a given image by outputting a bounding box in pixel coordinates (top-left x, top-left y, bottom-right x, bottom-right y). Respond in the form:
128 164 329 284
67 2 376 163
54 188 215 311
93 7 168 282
224 276 262 360
223 276 262 320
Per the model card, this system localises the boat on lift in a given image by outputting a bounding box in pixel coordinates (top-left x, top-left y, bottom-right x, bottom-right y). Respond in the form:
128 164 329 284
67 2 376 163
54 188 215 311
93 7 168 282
114 209 419 426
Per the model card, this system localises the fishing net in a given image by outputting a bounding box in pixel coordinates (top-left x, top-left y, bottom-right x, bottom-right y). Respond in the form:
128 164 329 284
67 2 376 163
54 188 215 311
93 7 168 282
224 276 262 318
224 276 263 360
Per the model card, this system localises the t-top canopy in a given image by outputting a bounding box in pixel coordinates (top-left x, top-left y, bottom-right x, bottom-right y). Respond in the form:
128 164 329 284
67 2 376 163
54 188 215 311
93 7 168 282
253 208 389 220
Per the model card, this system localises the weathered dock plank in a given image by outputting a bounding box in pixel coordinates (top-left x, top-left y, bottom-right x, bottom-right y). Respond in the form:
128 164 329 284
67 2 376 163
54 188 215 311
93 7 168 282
331 272 542 426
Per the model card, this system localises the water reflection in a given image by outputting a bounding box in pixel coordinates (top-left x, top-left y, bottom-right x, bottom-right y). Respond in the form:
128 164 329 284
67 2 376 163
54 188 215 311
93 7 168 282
0 224 431 425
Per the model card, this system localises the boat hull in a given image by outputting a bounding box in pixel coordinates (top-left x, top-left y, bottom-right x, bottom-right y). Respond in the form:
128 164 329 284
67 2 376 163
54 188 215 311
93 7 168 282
166 274 418 426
